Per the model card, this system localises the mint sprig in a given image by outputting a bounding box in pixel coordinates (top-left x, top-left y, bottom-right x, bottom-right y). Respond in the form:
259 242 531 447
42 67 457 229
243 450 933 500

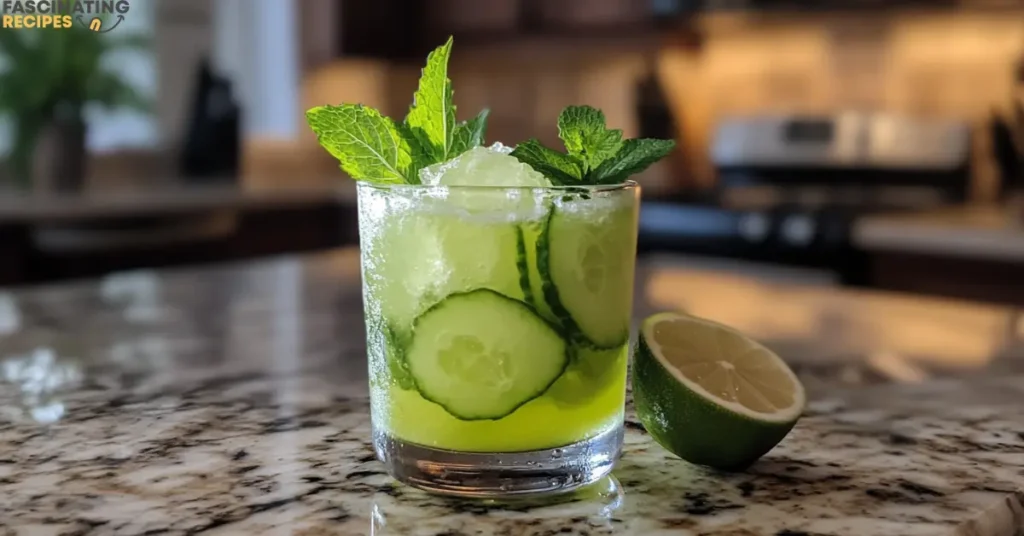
512 105 675 186
305 37 489 184
305 40 663 187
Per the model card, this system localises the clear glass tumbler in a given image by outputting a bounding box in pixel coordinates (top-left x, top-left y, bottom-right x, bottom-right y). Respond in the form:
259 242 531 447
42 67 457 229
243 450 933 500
357 181 640 497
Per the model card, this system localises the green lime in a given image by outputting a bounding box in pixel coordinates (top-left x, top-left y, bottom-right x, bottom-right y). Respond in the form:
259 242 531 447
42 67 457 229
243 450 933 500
632 312 807 471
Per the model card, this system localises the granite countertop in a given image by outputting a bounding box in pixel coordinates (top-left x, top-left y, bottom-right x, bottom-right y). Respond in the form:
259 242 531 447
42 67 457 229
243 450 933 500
2 249 1024 535
853 204 1024 262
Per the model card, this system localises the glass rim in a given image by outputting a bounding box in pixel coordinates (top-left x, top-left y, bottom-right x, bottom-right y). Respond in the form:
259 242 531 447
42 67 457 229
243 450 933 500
355 180 639 193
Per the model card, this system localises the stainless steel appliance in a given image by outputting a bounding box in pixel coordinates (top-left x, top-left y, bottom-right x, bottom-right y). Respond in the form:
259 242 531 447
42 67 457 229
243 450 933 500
638 112 973 283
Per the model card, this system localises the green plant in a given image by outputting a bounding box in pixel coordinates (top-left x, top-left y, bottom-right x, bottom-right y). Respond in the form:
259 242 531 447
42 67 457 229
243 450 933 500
0 19 151 186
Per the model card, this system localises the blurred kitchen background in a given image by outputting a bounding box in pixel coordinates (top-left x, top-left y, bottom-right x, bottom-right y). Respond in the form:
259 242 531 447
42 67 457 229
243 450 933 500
1 0 1023 306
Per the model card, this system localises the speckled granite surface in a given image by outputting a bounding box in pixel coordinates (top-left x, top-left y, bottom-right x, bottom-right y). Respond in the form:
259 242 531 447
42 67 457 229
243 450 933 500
1 250 1023 535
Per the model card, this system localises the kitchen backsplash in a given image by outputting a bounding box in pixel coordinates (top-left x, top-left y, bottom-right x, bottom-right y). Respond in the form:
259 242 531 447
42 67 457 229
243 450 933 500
680 11 1024 118
661 10 1024 188
424 0 647 35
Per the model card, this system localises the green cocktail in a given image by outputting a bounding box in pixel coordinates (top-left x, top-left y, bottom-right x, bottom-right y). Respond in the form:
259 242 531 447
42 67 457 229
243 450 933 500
360 177 638 454
306 37 673 497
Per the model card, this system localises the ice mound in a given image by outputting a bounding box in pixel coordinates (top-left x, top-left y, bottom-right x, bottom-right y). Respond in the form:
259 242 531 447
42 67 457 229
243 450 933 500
419 143 551 188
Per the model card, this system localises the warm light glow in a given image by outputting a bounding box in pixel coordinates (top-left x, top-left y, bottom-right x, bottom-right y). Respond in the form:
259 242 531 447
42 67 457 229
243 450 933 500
644 267 1011 369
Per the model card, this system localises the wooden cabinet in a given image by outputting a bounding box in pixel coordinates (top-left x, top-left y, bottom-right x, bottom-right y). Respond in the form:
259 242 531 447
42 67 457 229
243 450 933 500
427 0 520 37
338 0 426 59
536 0 650 27
333 0 657 58
867 252 1024 307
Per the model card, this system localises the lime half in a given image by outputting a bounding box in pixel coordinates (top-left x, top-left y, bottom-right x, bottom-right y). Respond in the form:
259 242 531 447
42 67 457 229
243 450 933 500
632 312 806 471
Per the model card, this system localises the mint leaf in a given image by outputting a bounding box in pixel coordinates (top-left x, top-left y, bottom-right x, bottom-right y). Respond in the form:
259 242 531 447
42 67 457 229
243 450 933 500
394 122 431 184
557 105 623 172
405 36 457 162
590 138 676 185
510 139 584 186
305 104 416 184
450 108 489 155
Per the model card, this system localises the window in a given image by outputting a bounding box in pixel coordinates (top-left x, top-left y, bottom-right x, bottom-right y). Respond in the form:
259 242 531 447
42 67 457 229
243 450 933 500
86 0 159 151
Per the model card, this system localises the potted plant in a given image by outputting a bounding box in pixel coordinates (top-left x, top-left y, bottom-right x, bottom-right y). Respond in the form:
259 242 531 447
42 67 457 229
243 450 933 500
0 18 150 192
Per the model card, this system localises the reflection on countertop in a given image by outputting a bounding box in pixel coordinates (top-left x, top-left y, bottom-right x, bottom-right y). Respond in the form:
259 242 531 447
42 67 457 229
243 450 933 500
1 249 1023 535
638 254 1023 384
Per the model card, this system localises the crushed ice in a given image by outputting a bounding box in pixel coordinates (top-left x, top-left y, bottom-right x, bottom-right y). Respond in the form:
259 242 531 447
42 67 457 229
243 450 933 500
418 142 549 188
487 141 514 155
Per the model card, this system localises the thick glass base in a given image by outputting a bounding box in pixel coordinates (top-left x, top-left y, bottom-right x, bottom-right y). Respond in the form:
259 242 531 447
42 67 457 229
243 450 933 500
373 424 623 499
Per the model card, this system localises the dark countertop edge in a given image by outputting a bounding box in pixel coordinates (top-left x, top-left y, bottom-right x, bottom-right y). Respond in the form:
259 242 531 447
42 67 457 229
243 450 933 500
0 183 355 224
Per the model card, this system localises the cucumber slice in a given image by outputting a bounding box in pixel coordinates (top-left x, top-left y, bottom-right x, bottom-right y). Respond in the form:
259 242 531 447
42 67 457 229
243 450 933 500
547 345 627 408
366 316 414 390
514 226 535 312
361 207 525 337
519 214 559 324
539 199 638 348
406 289 569 421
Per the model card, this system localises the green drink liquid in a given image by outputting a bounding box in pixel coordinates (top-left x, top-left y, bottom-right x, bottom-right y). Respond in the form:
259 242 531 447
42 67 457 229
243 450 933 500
359 182 638 453
386 348 627 451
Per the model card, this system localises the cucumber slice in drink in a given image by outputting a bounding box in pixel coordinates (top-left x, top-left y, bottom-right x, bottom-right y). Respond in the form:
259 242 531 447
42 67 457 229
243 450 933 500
515 226 536 313
383 321 414 390
538 198 638 348
546 345 626 408
366 315 414 390
406 289 569 421
519 214 559 324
